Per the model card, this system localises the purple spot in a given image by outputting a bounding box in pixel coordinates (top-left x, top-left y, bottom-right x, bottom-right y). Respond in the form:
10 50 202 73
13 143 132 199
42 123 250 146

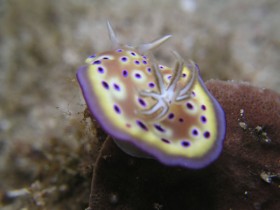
168 113 174 119
131 52 136 56
147 67 151 73
89 54 96 58
114 105 121 114
186 102 193 109
201 115 207 123
93 60 101 65
134 60 140 65
148 82 155 88
181 141 190 147
102 81 109 89
192 129 199 136
138 98 146 107
116 49 122 52
179 118 184 123
201 105 206 111
154 124 165 132
143 60 147 65
122 70 128 77
142 55 147 59
135 73 142 79
103 57 109 60
182 73 187 78
204 131 210 138
113 83 120 91
98 67 104 73
192 91 196 97
161 138 170 144
159 65 164 69
121 57 128 62
167 75 172 80
136 120 148 131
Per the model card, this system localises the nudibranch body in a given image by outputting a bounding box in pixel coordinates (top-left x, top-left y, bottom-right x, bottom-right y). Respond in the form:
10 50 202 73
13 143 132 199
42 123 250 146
77 22 226 169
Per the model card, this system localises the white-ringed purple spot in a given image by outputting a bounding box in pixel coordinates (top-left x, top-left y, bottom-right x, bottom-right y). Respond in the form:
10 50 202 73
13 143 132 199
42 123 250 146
134 60 140 65
130 52 136 56
148 82 155 88
159 65 164 69
101 81 109 89
161 138 170 144
201 105 206 111
98 66 104 74
135 73 142 79
201 115 207 123
113 104 121 114
186 102 193 110
142 60 147 65
138 98 146 107
154 124 165 132
167 75 172 80
192 129 199 136
147 67 151 73
182 73 187 78
93 60 101 65
204 131 210 138
113 83 121 91
103 57 109 60
136 120 148 131
122 70 128 77
120 56 128 62
168 113 175 120
181 141 191 147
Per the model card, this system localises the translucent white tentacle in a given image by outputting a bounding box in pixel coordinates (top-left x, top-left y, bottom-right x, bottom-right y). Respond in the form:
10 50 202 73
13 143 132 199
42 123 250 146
140 100 169 121
106 21 120 49
137 52 198 121
137 35 172 54
152 63 166 94
176 60 198 101
167 51 184 93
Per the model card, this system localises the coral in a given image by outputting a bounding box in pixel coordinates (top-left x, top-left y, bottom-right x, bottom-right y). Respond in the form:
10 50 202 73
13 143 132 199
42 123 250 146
88 80 280 210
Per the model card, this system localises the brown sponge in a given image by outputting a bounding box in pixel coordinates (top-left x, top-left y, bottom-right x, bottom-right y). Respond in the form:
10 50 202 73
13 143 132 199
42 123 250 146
88 80 280 210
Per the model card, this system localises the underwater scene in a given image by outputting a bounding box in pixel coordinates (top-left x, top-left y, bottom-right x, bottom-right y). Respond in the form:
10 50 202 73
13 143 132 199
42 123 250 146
0 0 279 209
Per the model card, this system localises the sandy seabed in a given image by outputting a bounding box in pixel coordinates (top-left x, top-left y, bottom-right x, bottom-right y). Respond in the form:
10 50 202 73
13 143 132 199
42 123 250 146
0 0 279 209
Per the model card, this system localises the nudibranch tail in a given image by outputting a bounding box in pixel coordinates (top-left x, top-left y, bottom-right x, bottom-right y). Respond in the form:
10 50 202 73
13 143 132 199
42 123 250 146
77 22 226 169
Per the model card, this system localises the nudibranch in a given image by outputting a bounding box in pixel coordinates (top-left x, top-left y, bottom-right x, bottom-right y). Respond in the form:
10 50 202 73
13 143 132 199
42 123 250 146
77 22 226 169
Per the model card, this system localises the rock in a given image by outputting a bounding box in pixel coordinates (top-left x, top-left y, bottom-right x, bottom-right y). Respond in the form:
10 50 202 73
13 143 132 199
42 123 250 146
89 80 280 210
